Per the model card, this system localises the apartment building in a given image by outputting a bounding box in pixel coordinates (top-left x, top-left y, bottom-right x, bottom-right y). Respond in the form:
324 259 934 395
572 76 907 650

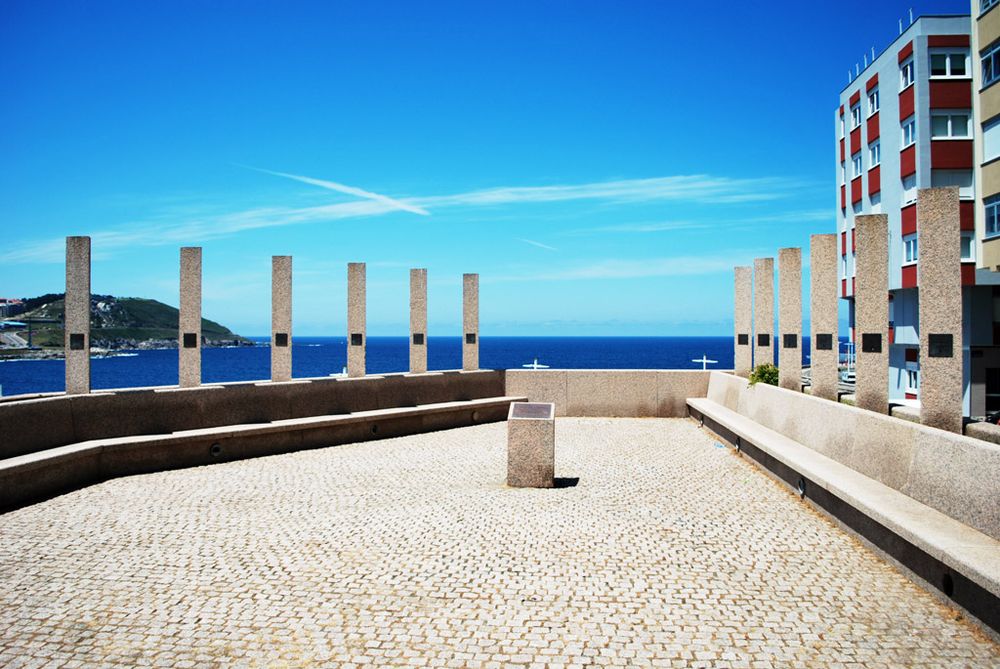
836 14 1000 418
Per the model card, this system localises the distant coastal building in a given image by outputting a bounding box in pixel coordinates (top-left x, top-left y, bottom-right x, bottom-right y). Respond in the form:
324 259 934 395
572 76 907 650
0 298 24 318
836 13 1000 417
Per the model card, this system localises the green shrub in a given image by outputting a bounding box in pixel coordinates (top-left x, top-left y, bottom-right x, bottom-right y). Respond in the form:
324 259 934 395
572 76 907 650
748 363 779 387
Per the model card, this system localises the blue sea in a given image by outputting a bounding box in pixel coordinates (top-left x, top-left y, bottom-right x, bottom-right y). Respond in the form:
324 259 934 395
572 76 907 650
0 336 820 397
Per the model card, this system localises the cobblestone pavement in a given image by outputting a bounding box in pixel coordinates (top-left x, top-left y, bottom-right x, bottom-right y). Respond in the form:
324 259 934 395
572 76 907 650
1 418 998 668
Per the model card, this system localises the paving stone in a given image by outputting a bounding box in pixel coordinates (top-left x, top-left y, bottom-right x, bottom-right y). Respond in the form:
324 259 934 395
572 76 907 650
0 418 997 666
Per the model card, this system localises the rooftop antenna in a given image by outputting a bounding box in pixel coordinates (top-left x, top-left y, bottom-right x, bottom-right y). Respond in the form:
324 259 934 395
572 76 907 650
848 70 852 84
856 63 860 77
909 8 913 24
872 46 876 61
863 53 868 68
899 18 903 35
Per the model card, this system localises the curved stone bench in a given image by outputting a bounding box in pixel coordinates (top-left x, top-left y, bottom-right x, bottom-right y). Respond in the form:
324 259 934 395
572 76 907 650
688 386 1000 636
1 395 525 512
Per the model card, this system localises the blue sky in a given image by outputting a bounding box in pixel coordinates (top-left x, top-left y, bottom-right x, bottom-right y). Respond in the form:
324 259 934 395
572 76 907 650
0 0 972 336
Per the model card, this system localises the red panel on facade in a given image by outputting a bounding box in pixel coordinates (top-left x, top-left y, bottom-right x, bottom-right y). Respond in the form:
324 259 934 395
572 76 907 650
889 327 895 345
851 177 862 204
841 230 847 255
898 41 913 63
928 34 969 47
929 80 971 109
840 105 844 115
851 228 856 252
905 392 918 400
840 185 846 210
902 264 917 288
849 90 861 106
850 128 861 155
868 165 881 195
931 140 973 169
840 138 845 162
905 348 918 362
867 113 879 140
899 85 914 120
866 73 879 92
900 145 916 177
852 277 855 294
842 278 847 297
962 263 976 285
960 200 974 230
901 203 917 236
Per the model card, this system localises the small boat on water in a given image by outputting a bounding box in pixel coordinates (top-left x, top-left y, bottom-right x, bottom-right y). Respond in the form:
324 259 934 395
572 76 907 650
522 358 549 370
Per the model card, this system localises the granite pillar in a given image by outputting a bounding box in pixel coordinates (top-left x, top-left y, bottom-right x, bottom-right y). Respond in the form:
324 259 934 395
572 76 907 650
734 266 753 377
917 187 963 432
463 273 479 371
64 236 91 395
855 214 889 414
347 262 366 378
753 257 774 370
178 247 202 388
810 234 840 401
778 247 802 391
507 402 555 488
271 255 292 383
410 268 427 374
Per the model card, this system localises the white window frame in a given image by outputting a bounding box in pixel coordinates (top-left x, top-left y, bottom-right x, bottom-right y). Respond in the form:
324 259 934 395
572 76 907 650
869 140 881 167
984 116 1000 162
867 88 880 116
987 195 1000 237
903 233 918 265
852 153 863 178
900 58 914 90
930 111 971 139
985 0 1000 15
851 104 862 129
901 116 916 148
929 49 970 78
961 231 976 262
906 367 920 394
983 42 1000 88
902 174 917 205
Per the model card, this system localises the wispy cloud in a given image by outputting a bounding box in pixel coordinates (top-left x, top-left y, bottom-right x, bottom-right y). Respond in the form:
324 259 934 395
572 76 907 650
241 165 430 216
516 238 558 251
493 253 762 282
1 173 815 264
569 209 832 236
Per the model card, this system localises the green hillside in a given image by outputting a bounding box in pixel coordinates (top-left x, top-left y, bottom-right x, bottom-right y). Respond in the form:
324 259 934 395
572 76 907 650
9 294 247 348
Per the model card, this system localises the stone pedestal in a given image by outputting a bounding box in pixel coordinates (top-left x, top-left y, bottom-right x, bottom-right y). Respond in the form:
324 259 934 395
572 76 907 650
734 266 752 377
271 255 292 382
410 268 427 374
778 247 802 391
810 234 840 401
65 236 91 395
507 402 555 488
347 262 366 378
463 273 479 371
753 257 774 370
917 187 963 432
855 214 889 414
178 247 202 388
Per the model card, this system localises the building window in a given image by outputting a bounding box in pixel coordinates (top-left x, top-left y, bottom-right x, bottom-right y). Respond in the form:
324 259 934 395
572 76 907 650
985 0 1000 14
902 117 916 147
869 140 881 167
931 169 974 199
961 231 976 261
906 368 920 394
984 116 1000 162
841 256 847 276
852 153 863 177
851 104 862 129
983 42 1000 88
903 233 918 264
840 115 845 139
930 111 970 138
867 88 880 116
902 174 917 204
986 195 1000 237
930 50 969 77
900 58 914 89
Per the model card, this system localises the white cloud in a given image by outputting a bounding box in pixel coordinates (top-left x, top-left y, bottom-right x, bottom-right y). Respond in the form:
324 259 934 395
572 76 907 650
493 253 761 282
516 238 558 251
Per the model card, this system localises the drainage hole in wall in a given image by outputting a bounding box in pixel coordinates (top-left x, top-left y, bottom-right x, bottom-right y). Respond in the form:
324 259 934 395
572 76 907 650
796 477 806 499
472 410 480 422
210 443 222 458
371 424 379 435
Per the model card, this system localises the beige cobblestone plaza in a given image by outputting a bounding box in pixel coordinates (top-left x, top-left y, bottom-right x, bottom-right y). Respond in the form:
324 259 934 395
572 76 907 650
2 419 997 668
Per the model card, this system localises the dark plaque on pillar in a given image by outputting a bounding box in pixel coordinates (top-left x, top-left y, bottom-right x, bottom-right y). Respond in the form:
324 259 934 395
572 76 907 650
737 333 749 345
757 333 770 346
928 333 953 358
783 334 798 349
351 333 363 346
412 333 425 345
183 332 198 348
69 333 85 350
274 333 289 347
861 333 882 353
815 333 833 350
465 333 477 344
